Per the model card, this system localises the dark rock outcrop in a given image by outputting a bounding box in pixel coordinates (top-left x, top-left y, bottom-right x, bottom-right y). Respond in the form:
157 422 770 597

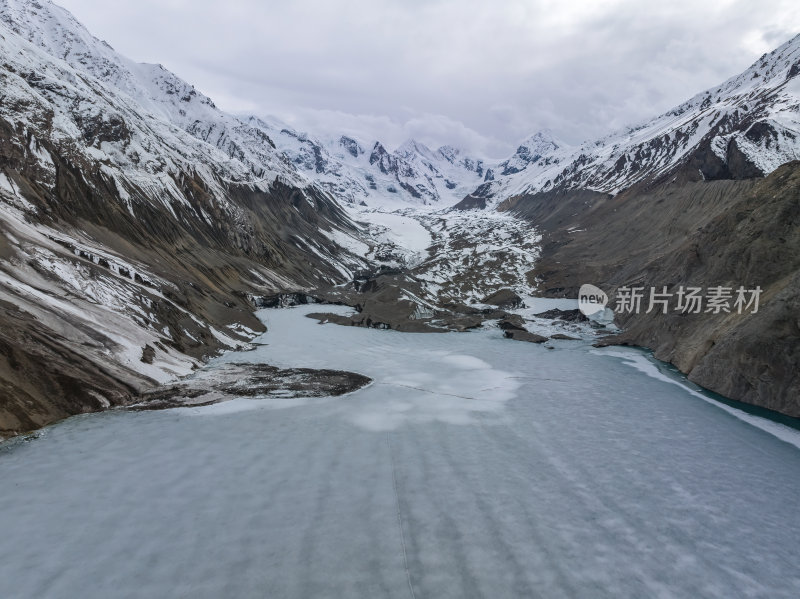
498 314 527 331
134 362 371 410
533 309 588 323
504 330 548 344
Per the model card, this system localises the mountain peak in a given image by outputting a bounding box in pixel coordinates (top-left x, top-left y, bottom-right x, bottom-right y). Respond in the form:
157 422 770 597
394 139 436 161
518 129 563 153
495 129 565 176
0 0 113 59
479 32 800 203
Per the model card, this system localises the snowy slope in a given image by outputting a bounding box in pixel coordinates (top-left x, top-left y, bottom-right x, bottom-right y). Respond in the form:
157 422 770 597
0 0 375 279
9 0 797 212
0 0 491 211
496 130 567 177
472 34 800 204
0 0 300 186
0 22 361 378
0 19 247 221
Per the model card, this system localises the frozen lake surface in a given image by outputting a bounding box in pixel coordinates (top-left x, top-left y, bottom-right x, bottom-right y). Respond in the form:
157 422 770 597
2 304 800 598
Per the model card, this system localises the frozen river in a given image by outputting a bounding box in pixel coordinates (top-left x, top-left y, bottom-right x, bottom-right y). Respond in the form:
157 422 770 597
2 305 800 598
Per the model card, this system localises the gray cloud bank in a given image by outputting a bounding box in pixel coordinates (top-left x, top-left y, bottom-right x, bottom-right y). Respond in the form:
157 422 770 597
58 0 800 158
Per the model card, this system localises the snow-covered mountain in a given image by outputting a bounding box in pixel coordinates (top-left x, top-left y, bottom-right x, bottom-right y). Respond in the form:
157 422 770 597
0 0 304 187
0 0 492 212
4 0 799 216
257 31 800 211
0 0 376 434
249 117 490 207
496 130 566 177
462 34 800 205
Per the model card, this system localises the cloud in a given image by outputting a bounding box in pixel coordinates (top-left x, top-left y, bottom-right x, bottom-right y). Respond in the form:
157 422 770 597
57 0 800 157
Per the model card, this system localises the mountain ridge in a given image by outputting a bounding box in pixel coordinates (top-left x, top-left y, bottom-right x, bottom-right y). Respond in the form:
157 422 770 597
458 32 800 207
252 119 490 206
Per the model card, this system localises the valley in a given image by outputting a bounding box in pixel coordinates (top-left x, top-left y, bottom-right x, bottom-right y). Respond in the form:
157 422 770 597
1 2 800 597
1 0 798 430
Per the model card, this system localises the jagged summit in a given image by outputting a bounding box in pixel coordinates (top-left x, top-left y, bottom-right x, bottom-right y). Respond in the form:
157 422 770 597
251 119 488 206
338 135 364 157
498 130 566 177
395 139 438 162
519 129 563 151
436 145 460 162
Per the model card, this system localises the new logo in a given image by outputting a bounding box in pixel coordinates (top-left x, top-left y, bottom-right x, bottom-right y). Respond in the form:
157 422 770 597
578 284 608 317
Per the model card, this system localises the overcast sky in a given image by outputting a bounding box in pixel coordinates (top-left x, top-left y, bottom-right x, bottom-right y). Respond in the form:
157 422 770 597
57 0 800 158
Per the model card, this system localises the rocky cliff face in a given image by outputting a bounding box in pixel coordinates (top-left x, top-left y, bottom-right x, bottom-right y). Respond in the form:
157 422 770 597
482 34 800 418
506 162 800 416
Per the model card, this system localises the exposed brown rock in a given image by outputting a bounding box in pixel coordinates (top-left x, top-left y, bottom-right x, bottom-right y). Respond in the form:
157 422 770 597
140 345 155 364
512 161 800 416
533 309 588 323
